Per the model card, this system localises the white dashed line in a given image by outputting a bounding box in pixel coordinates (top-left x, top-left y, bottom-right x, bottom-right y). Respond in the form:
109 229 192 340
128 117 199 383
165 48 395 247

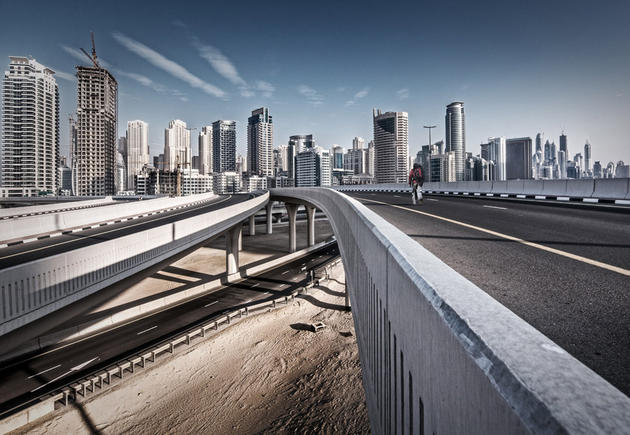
483 205 508 210
27 364 61 379
137 325 157 335
204 301 218 307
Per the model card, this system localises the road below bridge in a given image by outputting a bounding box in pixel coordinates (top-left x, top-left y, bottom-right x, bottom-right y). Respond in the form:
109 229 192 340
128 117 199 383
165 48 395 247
347 191 630 396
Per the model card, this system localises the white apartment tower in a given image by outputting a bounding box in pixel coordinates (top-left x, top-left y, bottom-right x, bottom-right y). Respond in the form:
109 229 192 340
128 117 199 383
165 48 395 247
198 126 213 175
1 57 59 197
126 120 149 189
372 109 408 183
74 65 118 196
213 120 237 173
164 120 191 171
247 107 273 176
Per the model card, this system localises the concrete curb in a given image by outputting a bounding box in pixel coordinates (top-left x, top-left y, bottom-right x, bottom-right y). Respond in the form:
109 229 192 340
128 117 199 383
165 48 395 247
0 240 334 365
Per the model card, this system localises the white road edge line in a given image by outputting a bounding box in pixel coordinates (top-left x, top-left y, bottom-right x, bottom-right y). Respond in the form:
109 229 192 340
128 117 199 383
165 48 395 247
27 364 61 379
362 198 630 277
137 325 158 335
483 205 508 210
204 301 218 307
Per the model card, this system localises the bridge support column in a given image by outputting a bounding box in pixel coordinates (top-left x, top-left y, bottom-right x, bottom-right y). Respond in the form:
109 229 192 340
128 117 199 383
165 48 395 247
306 206 316 247
266 203 273 234
286 203 298 253
249 214 256 236
345 283 351 310
226 224 242 275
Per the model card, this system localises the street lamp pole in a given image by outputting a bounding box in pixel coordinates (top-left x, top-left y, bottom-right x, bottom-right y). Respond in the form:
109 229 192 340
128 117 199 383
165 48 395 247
423 125 436 181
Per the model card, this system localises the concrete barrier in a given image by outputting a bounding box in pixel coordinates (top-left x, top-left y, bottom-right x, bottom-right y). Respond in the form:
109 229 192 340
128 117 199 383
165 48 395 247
491 181 508 194
521 180 545 196
0 192 217 243
0 197 114 219
505 180 524 195
565 179 595 198
270 187 630 434
0 193 268 336
592 178 630 200
542 180 568 197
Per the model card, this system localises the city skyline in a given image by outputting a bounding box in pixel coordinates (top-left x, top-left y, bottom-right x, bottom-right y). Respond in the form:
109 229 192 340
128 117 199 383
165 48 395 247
0 0 628 166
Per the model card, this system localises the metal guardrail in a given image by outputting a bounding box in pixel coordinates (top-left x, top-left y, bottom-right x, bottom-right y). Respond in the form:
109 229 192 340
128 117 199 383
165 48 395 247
0 254 342 434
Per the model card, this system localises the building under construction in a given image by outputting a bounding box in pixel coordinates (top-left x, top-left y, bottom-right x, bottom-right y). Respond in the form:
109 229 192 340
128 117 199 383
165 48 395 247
72 34 118 196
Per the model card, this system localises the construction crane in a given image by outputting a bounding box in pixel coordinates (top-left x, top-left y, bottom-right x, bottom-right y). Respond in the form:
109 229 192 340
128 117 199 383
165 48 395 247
80 31 100 68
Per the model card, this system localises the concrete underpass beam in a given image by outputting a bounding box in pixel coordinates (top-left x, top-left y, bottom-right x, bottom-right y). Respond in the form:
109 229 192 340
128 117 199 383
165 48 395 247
226 223 242 275
266 203 273 234
286 203 298 253
306 206 316 247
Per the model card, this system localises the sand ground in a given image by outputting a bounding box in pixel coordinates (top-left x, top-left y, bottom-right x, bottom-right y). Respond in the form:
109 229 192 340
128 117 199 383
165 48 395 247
18 261 370 434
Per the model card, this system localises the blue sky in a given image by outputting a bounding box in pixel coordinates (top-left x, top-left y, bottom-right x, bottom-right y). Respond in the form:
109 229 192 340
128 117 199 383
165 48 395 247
1 0 629 164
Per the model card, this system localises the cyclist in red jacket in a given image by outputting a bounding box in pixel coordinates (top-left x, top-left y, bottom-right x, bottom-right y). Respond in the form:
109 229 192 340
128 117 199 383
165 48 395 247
409 163 425 204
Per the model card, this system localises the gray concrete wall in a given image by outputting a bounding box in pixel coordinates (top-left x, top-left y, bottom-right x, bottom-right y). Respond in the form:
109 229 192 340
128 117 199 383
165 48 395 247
0 192 218 243
0 193 268 336
270 187 630 434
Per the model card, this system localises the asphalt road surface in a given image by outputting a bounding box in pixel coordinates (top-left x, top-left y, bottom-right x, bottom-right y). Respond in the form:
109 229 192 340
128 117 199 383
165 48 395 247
0 194 253 269
0 242 339 416
347 191 630 396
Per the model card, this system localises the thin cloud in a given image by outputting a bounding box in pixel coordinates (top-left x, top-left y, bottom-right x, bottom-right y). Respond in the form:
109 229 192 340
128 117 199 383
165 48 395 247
54 70 76 82
60 44 111 68
397 88 410 100
298 85 324 105
112 32 227 99
172 20 187 28
191 34 275 98
116 70 165 92
354 87 369 99
345 100 355 107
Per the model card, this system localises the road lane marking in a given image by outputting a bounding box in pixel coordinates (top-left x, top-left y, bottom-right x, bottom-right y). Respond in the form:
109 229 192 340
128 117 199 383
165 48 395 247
0 196 233 261
137 325 157 335
361 198 630 277
281 270 289 275
483 205 508 210
31 357 99 392
427 199 439 202
27 364 61 379
251 283 260 288
204 301 218 307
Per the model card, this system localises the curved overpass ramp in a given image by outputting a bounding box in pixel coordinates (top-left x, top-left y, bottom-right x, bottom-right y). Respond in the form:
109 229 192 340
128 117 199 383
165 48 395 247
270 187 630 434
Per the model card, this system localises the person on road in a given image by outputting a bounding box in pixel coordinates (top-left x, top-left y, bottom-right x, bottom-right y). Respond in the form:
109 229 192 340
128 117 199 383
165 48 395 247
409 163 424 205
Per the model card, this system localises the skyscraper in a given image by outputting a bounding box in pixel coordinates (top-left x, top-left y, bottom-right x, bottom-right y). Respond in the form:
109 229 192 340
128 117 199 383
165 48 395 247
1 56 59 197
247 107 273 177
535 133 543 154
584 141 592 174
74 64 117 196
506 137 533 180
559 133 568 157
212 120 236 172
373 109 408 183
486 137 506 181
367 140 375 176
126 120 149 190
332 145 345 170
348 136 366 174
288 135 314 153
164 120 191 171
445 102 466 181
198 126 212 175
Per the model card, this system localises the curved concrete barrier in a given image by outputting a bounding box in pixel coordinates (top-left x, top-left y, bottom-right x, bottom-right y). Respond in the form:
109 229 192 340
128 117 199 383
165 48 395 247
270 187 630 434
0 192 217 243
0 193 268 336
0 197 114 219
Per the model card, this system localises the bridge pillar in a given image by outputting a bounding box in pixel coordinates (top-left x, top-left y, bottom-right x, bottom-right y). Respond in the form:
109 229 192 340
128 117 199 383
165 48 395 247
249 214 256 236
226 224 242 275
345 282 351 310
306 206 316 247
266 203 273 234
286 203 298 253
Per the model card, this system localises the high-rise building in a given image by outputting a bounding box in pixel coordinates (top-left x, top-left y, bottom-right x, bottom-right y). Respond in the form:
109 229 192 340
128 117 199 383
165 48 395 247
558 150 567 179
212 120 236 172
372 109 408 183
74 64 117 196
615 161 630 178
430 152 456 182
535 133 543 154
506 137 532 180
1 56 59 197
347 137 366 174
247 107 273 177
198 126 212 175
485 137 506 180
288 135 314 154
164 120 190 171
584 141 592 174
332 145 345 170
593 160 602 178
559 133 568 157
367 140 375 176
445 102 466 181
126 120 149 190
352 136 365 150
295 146 331 187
